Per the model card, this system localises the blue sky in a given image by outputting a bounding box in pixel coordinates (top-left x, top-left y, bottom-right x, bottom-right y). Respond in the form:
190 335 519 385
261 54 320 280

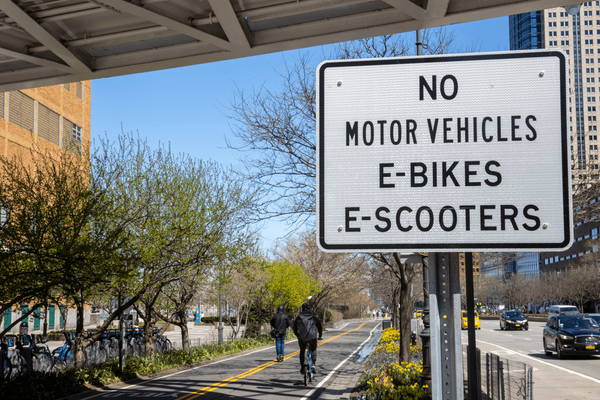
91 16 510 252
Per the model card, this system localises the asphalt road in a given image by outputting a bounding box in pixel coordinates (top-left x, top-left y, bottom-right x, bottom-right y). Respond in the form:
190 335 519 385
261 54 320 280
465 318 600 400
77 321 380 400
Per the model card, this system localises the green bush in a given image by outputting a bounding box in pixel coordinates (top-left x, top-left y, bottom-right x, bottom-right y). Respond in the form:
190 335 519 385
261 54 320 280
0 331 297 400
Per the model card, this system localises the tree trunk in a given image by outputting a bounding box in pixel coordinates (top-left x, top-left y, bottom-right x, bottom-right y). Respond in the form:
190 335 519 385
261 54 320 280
143 303 156 359
399 271 411 362
391 286 399 330
393 253 413 363
179 311 190 350
243 308 249 338
74 298 87 368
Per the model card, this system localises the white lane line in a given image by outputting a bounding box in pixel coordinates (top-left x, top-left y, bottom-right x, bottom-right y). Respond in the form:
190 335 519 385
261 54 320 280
477 339 600 385
331 323 350 331
299 323 381 400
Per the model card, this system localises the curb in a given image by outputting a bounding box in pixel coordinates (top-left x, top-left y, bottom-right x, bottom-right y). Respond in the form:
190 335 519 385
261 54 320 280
316 359 366 400
316 319 379 399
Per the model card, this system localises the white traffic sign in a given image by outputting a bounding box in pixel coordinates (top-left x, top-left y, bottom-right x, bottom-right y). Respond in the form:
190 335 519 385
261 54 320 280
317 51 572 252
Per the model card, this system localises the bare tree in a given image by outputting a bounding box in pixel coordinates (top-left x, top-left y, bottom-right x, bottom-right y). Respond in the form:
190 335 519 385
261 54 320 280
225 28 465 229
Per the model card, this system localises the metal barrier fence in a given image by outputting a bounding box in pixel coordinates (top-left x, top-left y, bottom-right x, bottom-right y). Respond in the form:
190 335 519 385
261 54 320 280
169 331 242 349
463 346 533 400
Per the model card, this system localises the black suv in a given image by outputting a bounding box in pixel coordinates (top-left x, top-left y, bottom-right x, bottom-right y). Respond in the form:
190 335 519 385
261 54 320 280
500 310 529 331
543 314 600 359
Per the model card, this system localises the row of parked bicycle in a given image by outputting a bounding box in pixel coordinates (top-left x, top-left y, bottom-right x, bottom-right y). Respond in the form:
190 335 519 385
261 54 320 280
1 329 172 382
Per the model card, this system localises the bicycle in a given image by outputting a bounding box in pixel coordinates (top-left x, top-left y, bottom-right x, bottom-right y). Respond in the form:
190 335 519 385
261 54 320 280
153 330 172 354
302 348 313 386
52 332 74 370
2 336 26 380
19 334 53 373
1 339 13 383
83 331 108 366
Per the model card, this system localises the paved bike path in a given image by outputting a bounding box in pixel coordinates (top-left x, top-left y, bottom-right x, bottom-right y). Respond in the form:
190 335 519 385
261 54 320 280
73 321 379 400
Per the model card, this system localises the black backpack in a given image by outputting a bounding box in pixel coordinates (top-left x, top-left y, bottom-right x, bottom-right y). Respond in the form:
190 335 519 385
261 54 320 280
296 313 317 342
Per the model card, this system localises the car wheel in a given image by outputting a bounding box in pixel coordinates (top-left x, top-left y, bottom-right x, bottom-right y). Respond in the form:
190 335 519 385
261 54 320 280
500 324 504 330
525 326 529 331
543 339 553 356
556 341 565 359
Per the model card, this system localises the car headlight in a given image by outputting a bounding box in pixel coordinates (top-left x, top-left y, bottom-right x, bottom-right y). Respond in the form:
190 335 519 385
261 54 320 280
559 334 574 340
519 320 527 324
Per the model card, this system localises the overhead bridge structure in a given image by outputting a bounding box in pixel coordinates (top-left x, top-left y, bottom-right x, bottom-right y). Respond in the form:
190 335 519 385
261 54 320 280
0 0 572 91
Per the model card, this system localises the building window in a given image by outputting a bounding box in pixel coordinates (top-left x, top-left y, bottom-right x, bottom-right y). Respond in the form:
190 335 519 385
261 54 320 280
591 145 598 150
592 228 598 239
0 92 4 120
75 82 83 100
62 83 70 91
37 104 60 146
62 118 82 154
0 205 8 229
72 123 82 142
8 91 34 133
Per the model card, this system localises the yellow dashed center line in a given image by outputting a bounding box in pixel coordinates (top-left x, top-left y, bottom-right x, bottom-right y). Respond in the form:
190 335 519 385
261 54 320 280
177 322 368 399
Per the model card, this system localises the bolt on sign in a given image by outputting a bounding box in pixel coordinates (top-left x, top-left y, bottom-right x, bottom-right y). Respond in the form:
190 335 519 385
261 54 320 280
316 51 573 252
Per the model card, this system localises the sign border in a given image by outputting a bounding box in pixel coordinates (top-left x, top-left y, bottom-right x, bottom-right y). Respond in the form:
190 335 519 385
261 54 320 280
317 50 571 252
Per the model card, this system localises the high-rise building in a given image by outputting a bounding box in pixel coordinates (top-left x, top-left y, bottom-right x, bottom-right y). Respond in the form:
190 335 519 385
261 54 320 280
509 11 544 50
1 82 91 333
507 4 600 277
511 3 597 174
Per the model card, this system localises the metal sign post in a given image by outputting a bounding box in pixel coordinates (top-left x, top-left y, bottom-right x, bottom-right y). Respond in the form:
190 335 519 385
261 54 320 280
429 253 463 400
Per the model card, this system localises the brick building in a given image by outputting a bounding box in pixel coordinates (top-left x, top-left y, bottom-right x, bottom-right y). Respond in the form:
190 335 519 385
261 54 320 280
1 82 91 333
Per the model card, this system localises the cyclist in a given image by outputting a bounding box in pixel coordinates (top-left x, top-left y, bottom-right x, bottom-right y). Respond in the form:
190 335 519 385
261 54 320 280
270 305 290 362
293 302 322 375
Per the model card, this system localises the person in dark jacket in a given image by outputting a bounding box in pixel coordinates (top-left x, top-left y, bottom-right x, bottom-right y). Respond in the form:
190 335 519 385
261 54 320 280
271 305 290 362
293 303 323 374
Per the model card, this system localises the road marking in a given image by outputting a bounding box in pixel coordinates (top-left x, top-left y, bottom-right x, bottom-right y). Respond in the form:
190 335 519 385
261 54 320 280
477 339 600 385
299 323 380 400
177 322 372 399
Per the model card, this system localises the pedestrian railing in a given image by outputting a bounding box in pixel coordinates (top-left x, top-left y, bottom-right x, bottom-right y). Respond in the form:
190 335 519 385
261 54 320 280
463 346 533 400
